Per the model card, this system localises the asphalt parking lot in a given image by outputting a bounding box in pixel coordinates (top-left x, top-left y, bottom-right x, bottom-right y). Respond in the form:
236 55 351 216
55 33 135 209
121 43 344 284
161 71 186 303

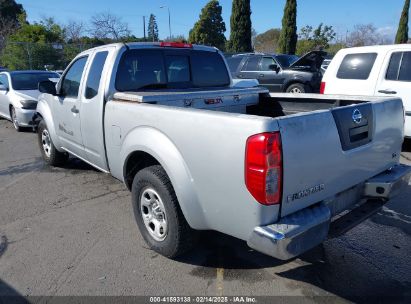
0 118 410 302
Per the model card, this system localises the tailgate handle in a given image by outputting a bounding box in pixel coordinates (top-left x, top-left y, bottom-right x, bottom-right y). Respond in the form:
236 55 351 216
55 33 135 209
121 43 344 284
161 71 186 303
349 125 369 142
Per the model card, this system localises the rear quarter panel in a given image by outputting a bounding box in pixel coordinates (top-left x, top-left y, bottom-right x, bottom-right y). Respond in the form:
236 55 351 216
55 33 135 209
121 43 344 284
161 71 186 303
105 101 281 240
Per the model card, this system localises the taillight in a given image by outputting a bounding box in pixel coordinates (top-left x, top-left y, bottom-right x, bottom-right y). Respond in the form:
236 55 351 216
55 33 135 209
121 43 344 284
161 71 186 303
320 82 326 94
160 42 193 48
245 132 282 205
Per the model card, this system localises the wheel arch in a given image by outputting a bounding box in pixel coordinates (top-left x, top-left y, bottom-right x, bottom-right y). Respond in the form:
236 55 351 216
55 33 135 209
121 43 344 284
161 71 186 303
120 126 207 230
35 96 62 150
283 78 309 92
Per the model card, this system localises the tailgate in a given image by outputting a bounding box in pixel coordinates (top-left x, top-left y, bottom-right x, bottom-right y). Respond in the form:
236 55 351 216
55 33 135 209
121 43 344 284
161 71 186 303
279 98 404 217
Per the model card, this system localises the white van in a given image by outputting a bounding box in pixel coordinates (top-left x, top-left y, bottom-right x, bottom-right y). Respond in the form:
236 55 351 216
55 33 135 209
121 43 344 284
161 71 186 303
321 44 411 138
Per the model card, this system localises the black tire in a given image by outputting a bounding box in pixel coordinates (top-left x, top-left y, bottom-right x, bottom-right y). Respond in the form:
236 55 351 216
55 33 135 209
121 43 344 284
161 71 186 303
10 106 21 132
285 83 309 94
37 120 68 166
131 165 196 258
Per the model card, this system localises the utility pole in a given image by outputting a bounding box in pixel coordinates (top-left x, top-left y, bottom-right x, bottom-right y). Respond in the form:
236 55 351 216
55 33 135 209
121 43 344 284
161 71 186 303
160 6 172 40
143 16 146 41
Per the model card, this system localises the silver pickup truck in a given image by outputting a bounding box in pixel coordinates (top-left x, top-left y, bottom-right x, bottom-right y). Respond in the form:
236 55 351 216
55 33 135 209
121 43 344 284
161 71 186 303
35 42 411 260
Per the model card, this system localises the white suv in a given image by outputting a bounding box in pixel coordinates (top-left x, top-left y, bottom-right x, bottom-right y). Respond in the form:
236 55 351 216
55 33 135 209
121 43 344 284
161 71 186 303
321 44 411 138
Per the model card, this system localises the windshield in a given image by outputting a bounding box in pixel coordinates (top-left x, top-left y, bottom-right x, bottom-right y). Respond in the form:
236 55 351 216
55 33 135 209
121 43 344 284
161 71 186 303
275 54 299 68
11 73 60 90
115 49 230 91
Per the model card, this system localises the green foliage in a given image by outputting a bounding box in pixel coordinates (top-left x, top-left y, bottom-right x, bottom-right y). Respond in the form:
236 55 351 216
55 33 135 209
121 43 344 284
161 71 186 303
277 0 297 54
395 0 410 44
147 14 159 42
253 28 281 53
188 0 226 50
226 0 252 52
296 23 336 55
1 16 65 70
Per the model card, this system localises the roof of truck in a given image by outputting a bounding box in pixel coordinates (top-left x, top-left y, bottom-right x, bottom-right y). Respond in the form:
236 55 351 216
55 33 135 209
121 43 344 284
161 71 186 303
79 42 219 54
337 44 411 53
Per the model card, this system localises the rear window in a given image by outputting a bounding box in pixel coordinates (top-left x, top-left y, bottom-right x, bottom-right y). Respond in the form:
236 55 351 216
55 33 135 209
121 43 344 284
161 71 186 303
115 49 230 91
336 53 377 80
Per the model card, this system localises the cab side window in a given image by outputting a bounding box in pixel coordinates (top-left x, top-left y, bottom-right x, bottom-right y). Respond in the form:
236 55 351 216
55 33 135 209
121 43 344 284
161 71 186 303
386 52 402 81
398 52 411 82
385 51 411 82
61 56 88 98
85 52 108 99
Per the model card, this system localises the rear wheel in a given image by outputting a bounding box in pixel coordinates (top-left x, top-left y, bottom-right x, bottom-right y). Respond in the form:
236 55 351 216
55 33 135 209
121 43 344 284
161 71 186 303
286 83 308 94
37 120 68 166
131 165 196 258
10 106 21 132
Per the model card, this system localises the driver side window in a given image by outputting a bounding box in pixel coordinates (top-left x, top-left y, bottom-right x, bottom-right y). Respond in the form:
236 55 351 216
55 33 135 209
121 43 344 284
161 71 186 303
61 56 88 98
260 57 278 71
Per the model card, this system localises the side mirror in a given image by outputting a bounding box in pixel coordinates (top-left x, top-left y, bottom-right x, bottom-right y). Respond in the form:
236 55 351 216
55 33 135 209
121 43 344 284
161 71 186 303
269 64 280 73
38 80 57 96
0 84 8 92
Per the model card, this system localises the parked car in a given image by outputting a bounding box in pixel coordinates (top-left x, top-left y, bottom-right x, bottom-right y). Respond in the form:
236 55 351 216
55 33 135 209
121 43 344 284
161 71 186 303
321 44 411 138
0 70 60 131
35 42 410 260
226 51 326 93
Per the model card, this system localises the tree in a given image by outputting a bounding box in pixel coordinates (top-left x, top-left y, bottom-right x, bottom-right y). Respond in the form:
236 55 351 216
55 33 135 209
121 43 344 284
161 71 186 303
147 14 159 42
0 0 25 51
64 20 86 43
396 0 410 44
90 12 130 40
253 28 281 53
296 23 336 55
346 24 387 47
0 0 24 25
188 0 226 50
1 15 65 69
278 0 297 54
226 0 252 52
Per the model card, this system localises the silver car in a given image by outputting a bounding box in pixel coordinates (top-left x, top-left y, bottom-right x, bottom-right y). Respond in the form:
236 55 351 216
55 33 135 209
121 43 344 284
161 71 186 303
0 70 60 131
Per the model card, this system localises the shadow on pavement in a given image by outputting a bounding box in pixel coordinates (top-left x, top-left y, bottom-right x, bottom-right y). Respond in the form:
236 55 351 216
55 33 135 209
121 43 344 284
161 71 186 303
0 279 29 303
176 203 411 301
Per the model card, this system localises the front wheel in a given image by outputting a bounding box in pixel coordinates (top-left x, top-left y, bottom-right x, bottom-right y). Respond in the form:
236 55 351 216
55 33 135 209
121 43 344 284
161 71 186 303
10 106 21 132
286 83 309 94
37 120 68 166
131 165 196 258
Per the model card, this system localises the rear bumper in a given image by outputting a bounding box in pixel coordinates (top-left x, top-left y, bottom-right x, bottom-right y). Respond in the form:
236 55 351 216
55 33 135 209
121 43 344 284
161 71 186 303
247 164 411 260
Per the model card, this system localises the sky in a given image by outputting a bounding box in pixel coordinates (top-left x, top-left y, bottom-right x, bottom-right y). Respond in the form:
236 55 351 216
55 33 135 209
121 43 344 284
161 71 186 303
19 0 407 41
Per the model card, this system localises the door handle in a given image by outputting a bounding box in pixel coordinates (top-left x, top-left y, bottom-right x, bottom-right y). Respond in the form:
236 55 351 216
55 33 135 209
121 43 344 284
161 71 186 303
378 90 397 95
259 74 264 77
71 106 79 114
237 74 244 78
